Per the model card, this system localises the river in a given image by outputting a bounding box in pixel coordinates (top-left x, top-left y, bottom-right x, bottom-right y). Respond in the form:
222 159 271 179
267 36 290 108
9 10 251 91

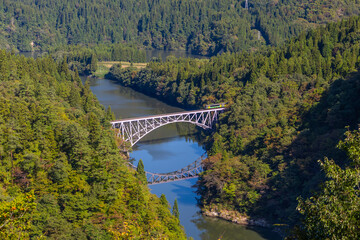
19 50 280 239
86 76 281 240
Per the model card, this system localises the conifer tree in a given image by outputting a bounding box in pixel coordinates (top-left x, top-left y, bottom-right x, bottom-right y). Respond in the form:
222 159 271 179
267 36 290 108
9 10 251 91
89 54 98 73
69 84 81 108
172 199 180 219
160 194 169 208
73 68 82 85
59 56 69 76
105 106 115 121
136 159 147 183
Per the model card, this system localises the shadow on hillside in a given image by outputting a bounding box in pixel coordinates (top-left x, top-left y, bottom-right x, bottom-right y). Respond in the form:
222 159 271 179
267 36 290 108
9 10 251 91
258 70 360 223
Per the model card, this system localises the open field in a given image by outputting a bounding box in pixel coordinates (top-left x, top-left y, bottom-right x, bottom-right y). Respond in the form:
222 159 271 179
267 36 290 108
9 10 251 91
93 61 147 78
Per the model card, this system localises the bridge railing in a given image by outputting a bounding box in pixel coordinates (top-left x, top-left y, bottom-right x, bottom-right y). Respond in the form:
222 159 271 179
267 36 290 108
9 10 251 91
111 108 225 147
128 154 206 185
110 108 225 124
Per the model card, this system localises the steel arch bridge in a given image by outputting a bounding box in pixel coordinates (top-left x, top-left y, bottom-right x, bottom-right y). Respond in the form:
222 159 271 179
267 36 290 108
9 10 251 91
129 154 206 185
111 108 225 147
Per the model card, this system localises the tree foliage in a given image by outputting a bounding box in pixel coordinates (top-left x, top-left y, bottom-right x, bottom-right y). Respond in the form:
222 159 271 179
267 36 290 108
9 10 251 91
49 44 146 75
172 199 180 220
136 159 147 184
108 15 360 225
1 0 360 55
0 50 186 239
0 191 36 239
291 129 360 239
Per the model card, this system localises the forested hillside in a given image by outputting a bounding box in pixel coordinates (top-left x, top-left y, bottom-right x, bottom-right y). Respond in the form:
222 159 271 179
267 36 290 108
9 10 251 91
49 43 146 75
1 0 360 55
0 51 185 239
1 0 360 238
107 15 360 227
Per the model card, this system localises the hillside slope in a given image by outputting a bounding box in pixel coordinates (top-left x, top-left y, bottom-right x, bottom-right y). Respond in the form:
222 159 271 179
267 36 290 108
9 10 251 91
107 15 360 225
1 0 360 55
0 51 185 239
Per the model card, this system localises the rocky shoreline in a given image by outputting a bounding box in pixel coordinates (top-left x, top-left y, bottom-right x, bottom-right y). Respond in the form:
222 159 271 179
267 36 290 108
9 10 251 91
202 208 270 228
202 208 287 238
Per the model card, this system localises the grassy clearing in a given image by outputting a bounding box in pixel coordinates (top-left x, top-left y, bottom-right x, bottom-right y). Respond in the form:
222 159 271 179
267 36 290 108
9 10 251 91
93 61 147 78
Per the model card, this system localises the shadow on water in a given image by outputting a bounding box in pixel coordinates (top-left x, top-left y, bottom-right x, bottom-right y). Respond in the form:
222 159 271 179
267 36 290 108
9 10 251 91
105 77 200 111
193 216 281 240
135 135 198 148
134 128 204 147
169 182 198 206
88 76 283 240
130 120 206 151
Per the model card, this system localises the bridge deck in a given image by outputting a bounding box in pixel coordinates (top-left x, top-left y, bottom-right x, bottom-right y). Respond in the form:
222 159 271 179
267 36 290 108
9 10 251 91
128 153 205 184
110 108 226 123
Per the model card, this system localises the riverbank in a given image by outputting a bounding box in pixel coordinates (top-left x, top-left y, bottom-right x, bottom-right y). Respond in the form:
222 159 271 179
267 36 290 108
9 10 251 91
202 207 286 238
88 70 279 234
89 74 283 239
86 76 281 240
202 208 270 227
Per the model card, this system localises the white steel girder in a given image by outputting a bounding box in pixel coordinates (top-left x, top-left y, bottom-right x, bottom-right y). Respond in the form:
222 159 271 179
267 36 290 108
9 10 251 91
128 154 205 185
111 108 224 147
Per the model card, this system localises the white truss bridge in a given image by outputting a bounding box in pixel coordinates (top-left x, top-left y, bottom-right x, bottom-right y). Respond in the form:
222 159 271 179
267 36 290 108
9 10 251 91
129 154 206 185
111 108 225 147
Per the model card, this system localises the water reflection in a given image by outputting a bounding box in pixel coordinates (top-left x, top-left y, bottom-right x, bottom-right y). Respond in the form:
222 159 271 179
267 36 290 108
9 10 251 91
132 136 204 173
87 77 281 240
86 77 184 119
193 217 279 240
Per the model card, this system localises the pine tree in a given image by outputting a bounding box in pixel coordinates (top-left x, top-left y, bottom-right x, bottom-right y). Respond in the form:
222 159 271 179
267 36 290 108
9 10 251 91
87 112 101 148
105 106 115 121
59 56 69 76
73 68 82 85
136 159 147 183
160 194 169 208
89 54 98 73
172 199 180 219
69 84 81 108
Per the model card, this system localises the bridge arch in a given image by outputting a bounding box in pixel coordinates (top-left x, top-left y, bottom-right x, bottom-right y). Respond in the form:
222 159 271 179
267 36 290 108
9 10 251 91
121 119 210 147
129 154 206 184
111 108 224 147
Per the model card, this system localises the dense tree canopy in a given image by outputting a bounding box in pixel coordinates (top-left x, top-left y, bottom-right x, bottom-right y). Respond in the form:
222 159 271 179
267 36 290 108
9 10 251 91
1 0 360 55
290 129 360 239
2 0 360 237
49 43 146 75
0 50 185 239
107 15 360 227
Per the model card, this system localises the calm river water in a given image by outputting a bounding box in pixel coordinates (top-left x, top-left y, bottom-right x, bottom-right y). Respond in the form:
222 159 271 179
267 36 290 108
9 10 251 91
19 49 280 239
86 76 281 240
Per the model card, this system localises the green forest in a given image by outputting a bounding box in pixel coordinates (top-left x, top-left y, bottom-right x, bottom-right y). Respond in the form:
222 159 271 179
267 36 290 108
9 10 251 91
1 0 360 55
107 15 360 237
0 51 185 239
1 0 360 239
48 44 146 75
